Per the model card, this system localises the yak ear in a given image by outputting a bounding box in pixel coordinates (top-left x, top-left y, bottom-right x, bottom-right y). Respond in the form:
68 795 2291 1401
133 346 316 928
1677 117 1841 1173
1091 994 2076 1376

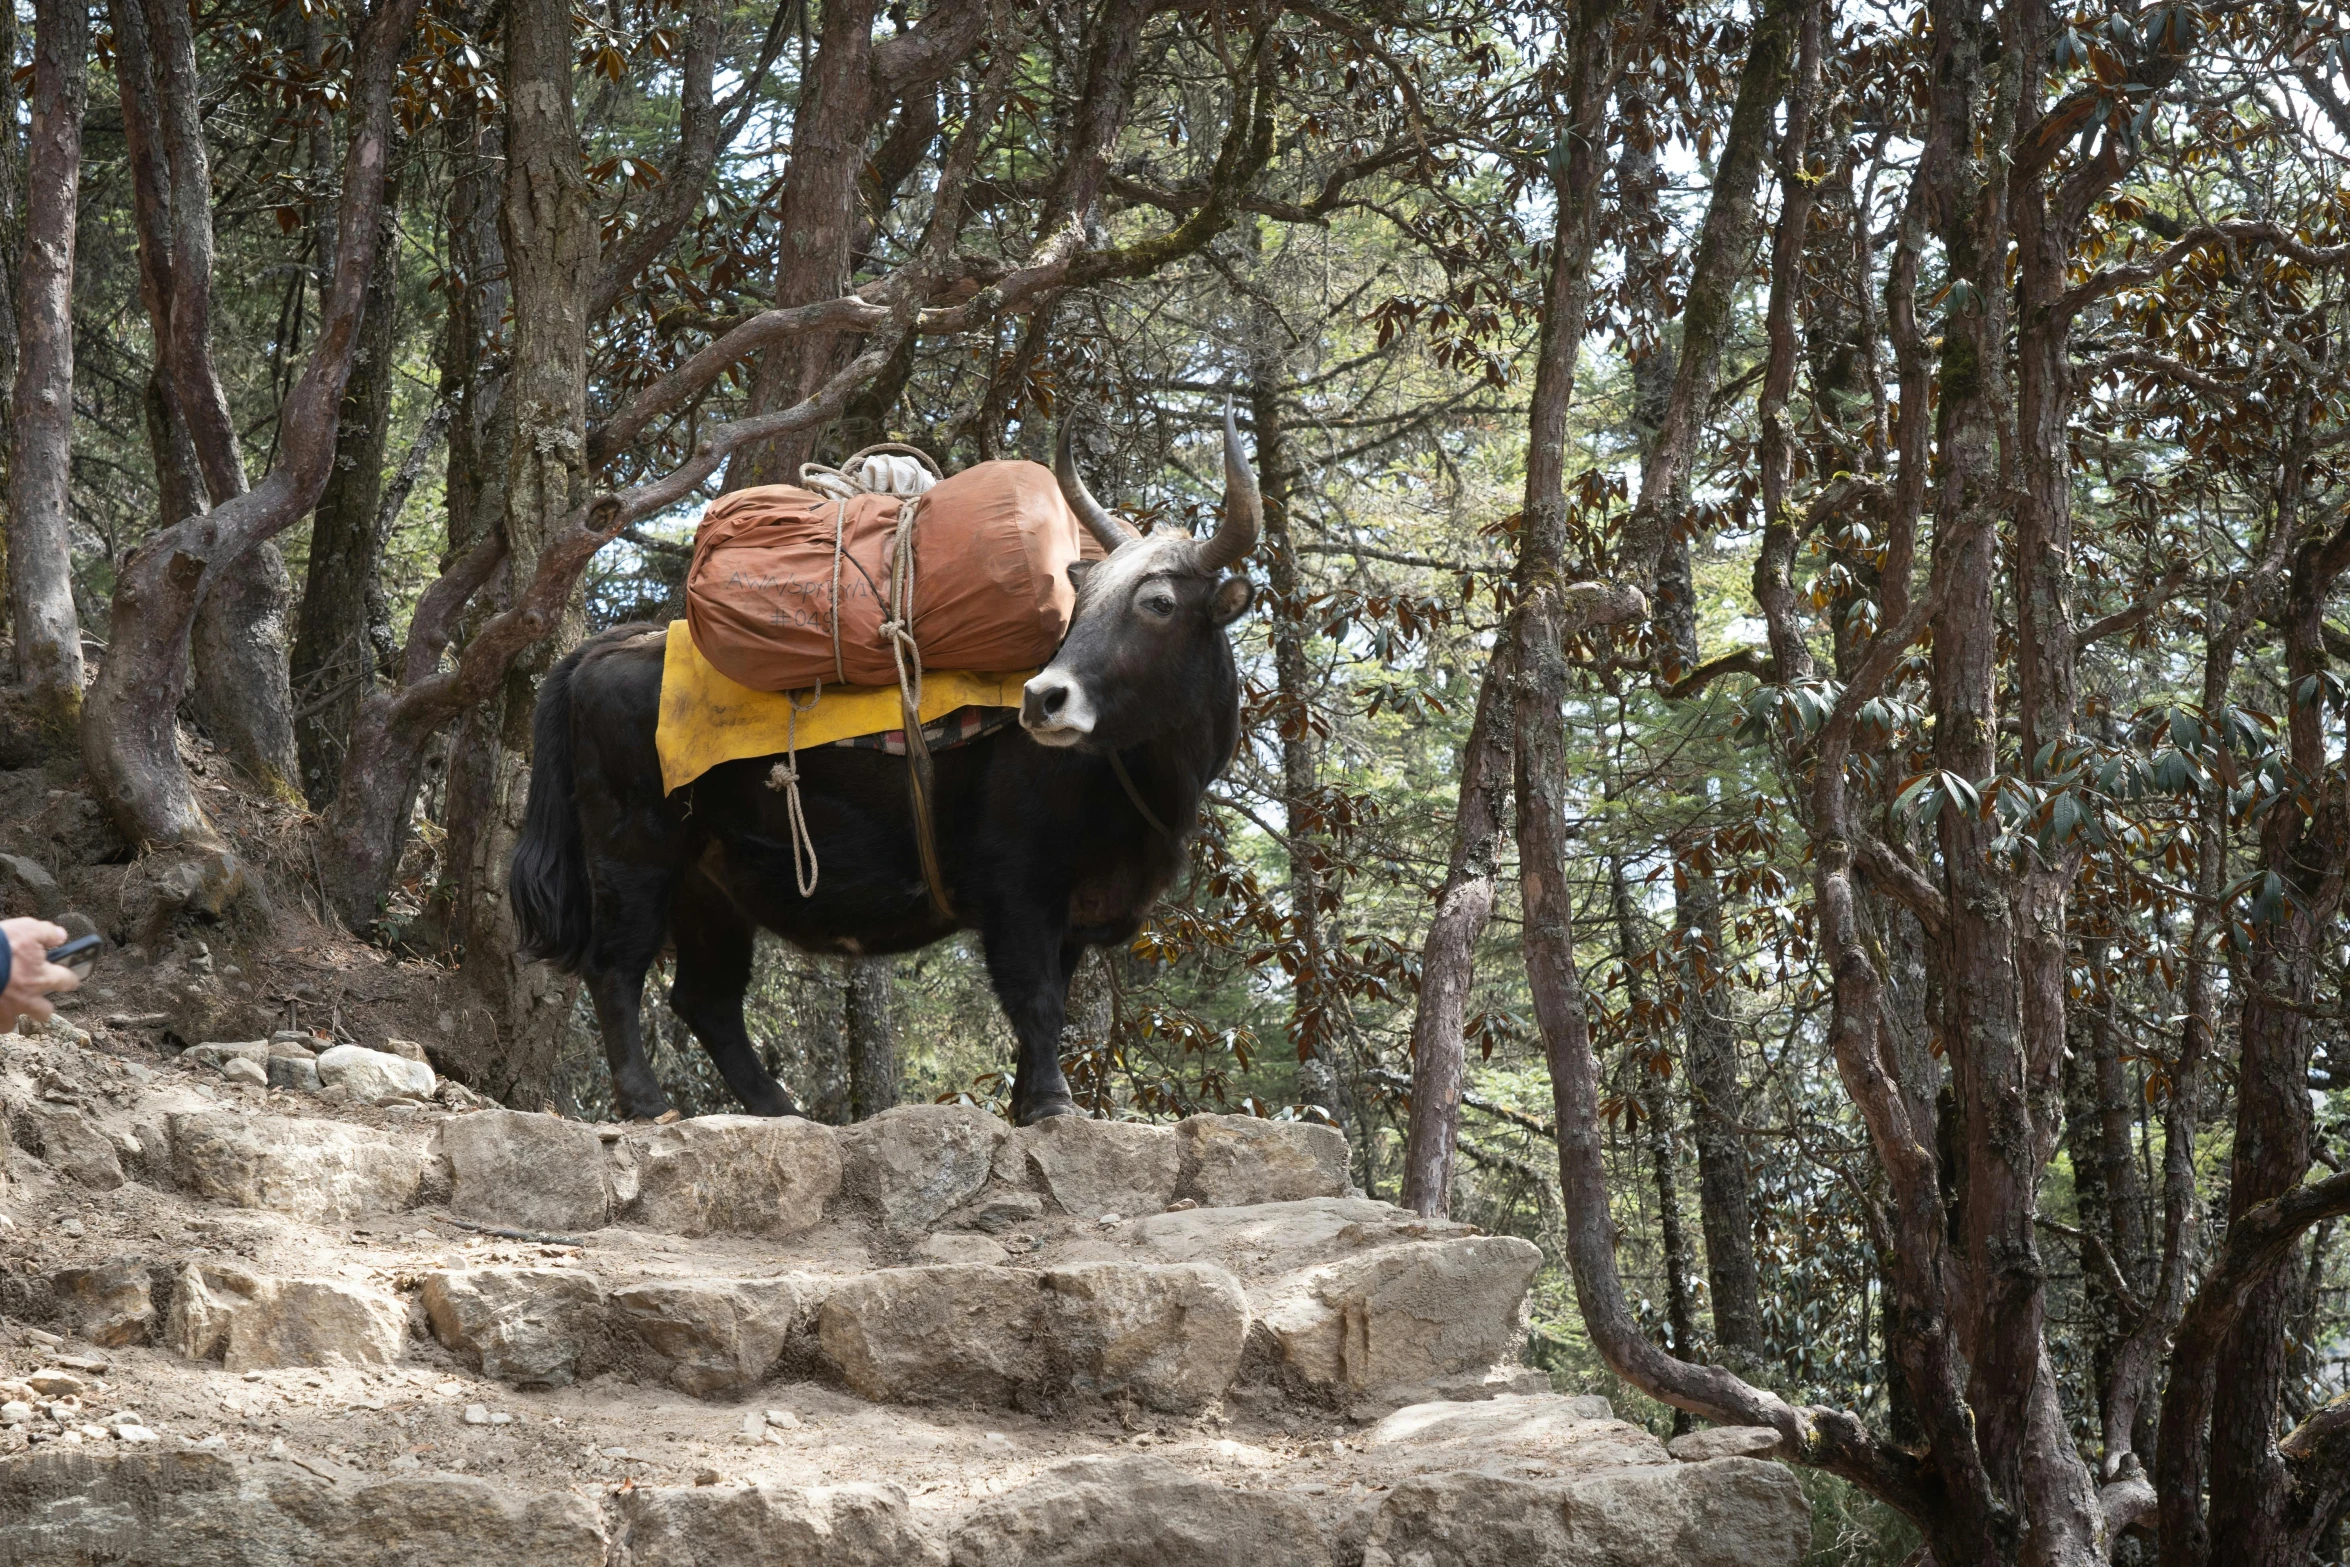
1068 559 1097 591
1209 574 1255 625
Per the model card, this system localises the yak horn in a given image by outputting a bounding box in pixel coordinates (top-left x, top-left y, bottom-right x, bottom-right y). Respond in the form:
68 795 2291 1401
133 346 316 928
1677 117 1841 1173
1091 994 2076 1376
1055 417 1142 553
1198 401 1261 574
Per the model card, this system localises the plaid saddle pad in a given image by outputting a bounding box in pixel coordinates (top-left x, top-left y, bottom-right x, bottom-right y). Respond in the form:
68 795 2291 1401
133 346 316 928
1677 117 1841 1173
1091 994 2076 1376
828 704 1021 756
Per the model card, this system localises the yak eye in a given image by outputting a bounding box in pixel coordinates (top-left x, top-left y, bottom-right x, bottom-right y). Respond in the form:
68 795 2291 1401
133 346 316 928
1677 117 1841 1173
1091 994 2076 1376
1142 590 1177 617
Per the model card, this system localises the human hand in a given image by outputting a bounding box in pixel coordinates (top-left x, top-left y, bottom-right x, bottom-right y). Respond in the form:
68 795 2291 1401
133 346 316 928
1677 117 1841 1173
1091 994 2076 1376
0 919 80 1030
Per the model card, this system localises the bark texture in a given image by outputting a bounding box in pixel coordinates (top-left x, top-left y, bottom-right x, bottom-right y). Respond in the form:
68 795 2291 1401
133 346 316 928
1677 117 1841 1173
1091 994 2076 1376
6 0 88 740
847 956 899 1120
437 0 603 1104
292 184 404 807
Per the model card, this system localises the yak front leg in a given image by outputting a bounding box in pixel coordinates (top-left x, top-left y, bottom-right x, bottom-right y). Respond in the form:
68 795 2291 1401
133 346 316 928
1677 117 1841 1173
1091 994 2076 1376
981 917 1081 1125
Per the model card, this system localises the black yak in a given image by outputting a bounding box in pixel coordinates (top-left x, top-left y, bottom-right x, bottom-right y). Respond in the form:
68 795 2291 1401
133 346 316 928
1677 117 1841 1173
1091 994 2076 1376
507 414 1259 1124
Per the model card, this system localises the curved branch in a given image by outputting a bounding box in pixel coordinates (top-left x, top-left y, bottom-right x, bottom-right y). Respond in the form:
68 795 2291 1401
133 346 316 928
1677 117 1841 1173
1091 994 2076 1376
2075 561 2191 651
869 0 991 98
2157 1167 2350 1558
1854 831 1948 938
588 0 725 320
2060 221 2350 321
587 295 893 465
1666 648 1773 699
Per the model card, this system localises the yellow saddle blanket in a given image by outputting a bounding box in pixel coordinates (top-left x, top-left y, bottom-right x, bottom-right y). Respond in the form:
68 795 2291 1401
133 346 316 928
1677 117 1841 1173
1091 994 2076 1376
655 620 1035 794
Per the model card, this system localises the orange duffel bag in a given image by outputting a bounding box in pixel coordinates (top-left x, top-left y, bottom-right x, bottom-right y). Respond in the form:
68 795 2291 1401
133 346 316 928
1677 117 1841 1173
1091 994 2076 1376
684 456 1107 692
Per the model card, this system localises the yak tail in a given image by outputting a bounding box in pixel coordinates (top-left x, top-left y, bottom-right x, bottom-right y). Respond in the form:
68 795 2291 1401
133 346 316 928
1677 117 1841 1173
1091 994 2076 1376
508 644 595 974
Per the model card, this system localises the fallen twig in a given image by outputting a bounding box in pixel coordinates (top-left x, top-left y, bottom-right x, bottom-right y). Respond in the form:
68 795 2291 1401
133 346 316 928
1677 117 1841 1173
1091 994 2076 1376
434 1215 587 1249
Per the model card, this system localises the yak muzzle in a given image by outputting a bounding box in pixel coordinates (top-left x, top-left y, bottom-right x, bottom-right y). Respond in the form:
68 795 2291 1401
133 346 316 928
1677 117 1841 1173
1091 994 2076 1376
1020 671 1094 746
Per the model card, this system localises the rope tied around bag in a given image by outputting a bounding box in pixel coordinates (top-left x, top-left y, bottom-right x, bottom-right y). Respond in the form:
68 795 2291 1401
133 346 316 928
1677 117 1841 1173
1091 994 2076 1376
765 444 956 917
882 493 956 919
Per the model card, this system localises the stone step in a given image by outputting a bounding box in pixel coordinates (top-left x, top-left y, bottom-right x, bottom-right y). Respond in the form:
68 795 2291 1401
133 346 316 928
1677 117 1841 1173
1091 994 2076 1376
148 1101 1357 1240
0 1394 1812 1567
36 1224 1542 1417
420 1244 1539 1414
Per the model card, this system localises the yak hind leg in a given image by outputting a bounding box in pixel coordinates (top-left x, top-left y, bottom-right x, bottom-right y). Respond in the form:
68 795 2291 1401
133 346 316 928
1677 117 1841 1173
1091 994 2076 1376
669 873 802 1117
981 914 1082 1126
582 891 674 1121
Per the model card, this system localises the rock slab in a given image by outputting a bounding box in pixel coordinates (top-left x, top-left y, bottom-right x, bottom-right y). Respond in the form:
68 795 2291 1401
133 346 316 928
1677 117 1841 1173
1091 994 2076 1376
48 1258 155 1348
167 1112 426 1222
423 1267 605 1388
24 1106 123 1190
948 1454 1334 1567
317 1044 436 1102
1259 1236 1544 1408
1175 1115 1350 1206
1361 1457 1811 1567
836 1104 1003 1232
439 1109 612 1232
1668 1425 1786 1462
163 1262 406 1372
1006 1117 1179 1219
0 1447 608 1565
609 1482 943 1567
611 1116 840 1238
1045 1262 1248 1413
816 1266 1048 1407
610 1277 800 1397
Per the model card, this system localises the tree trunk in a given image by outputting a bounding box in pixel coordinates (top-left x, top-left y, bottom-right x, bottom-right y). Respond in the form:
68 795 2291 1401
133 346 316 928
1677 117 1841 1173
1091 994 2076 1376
189 547 301 794
1249 311 1345 1135
727 0 882 488
137 0 299 792
1621 64 1766 1359
1398 655 1509 1217
109 0 299 794
6 0 87 741
1675 860 1762 1358
1611 858 1696 1432
412 22 506 946
292 178 403 806
436 0 600 1105
847 955 898 1120
798 960 850 1124
2193 506 2350 1564
82 0 420 919
0 0 23 637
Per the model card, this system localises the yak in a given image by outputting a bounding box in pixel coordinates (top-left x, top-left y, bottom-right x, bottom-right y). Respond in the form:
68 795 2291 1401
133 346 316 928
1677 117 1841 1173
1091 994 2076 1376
506 413 1260 1125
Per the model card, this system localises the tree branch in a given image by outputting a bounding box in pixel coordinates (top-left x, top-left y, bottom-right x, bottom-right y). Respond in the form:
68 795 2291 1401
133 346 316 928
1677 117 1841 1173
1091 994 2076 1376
586 294 893 466
2060 221 2350 321
1666 648 1773 699
2075 562 2191 652
1854 831 1948 939
588 0 727 320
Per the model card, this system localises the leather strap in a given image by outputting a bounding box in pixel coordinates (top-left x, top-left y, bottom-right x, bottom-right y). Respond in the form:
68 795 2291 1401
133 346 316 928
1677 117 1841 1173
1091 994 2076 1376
1110 749 1177 840
882 496 956 920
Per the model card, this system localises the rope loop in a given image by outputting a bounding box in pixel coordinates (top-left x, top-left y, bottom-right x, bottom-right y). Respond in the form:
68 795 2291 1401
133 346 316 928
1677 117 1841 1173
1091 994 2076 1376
766 680 826 898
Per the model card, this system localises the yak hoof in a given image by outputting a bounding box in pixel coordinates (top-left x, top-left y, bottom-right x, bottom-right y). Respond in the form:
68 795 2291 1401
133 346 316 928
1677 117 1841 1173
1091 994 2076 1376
617 1092 674 1122
1014 1095 1079 1127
